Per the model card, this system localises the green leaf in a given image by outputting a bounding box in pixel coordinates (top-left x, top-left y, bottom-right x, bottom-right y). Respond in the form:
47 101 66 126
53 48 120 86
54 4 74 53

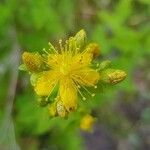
15 93 52 135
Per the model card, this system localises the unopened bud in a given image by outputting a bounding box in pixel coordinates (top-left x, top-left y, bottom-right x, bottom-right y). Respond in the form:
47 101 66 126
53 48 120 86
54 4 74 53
108 70 127 84
98 60 111 70
86 43 100 58
74 29 87 48
22 52 43 72
80 114 95 132
101 69 127 84
56 100 67 117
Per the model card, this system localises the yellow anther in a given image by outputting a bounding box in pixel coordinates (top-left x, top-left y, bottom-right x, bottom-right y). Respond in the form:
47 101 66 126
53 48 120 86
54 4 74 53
91 93 95 97
94 85 97 89
59 39 62 43
77 85 81 88
96 63 99 67
82 97 86 101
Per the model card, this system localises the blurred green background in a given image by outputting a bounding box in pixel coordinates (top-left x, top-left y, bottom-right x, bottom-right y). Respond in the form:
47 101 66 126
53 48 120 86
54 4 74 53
0 0 150 150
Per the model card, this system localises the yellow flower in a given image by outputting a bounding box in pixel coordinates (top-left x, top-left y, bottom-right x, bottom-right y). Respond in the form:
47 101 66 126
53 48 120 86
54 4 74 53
20 29 126 118
80 114 95 132
34 30 100 113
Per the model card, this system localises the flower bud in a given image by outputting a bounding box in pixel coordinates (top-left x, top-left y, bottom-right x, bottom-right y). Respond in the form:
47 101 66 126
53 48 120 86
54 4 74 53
56 100 67 117
80 114 95 132
86 43 100 58
74 29 87 48
101 69 127 84
108 70 127 84
98 60 111 71
22 52 43 72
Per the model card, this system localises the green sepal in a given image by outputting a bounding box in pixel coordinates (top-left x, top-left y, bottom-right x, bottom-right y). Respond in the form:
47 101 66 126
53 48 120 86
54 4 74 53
100 69 115 83
98 60 111 71
37 96 50 107
30 73 41 86
18 64 28 71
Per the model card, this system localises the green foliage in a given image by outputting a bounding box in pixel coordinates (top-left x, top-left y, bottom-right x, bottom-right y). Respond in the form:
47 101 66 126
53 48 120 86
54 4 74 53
15 92 51 135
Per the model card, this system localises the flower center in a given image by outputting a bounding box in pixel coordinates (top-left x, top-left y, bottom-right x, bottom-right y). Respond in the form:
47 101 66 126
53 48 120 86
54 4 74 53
60 63 71 76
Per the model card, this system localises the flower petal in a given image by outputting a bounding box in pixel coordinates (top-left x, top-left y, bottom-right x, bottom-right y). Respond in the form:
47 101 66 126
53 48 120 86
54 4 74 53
34 71 59 96
72 68 100 87
71 53 93 71
59 78 77 112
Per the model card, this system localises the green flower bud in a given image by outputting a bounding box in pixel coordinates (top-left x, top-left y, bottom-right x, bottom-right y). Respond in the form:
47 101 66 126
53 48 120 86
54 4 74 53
101 69 127 84
56 100 67 117
22 52 43 72
86 43 100 58
74 29 87 49
98 60 111 71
